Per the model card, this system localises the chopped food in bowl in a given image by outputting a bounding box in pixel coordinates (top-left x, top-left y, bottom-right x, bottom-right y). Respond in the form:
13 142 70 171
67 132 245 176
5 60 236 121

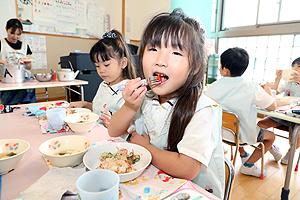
64 112 99 134
83 143 152 182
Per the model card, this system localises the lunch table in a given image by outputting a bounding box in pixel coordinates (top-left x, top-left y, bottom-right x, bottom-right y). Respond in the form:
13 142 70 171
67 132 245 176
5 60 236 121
257 108 300 200
0 79 88 102
0 101 220 200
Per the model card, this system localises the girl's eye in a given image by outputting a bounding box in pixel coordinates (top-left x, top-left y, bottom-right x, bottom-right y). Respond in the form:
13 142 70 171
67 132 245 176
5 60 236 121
149 47 157 52
104 64 110 67
173 51 182 56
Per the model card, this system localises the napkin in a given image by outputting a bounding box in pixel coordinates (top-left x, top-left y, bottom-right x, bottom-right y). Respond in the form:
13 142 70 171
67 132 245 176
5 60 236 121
18 167 85 200
23 102 69 117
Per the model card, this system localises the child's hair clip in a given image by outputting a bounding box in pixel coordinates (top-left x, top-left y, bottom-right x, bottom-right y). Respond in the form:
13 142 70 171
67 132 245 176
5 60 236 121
102 30 118 39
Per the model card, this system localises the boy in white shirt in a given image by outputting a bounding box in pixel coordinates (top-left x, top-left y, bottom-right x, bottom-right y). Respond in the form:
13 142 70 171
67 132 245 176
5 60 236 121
258 57 300 164
206 47 281 178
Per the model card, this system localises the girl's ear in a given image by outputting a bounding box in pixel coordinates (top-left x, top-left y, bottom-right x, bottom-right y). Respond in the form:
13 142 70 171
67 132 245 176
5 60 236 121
193 62 201 75
121 57 128 69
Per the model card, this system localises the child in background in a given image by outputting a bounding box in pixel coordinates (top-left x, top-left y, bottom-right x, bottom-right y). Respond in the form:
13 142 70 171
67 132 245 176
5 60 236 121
108 9 225 199
69 30 136 128
258 57 300 164
206 47 280 178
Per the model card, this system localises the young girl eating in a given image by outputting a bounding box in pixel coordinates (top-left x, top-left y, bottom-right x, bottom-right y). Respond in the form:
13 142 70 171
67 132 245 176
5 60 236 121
108 9 225 199
69 30 136 128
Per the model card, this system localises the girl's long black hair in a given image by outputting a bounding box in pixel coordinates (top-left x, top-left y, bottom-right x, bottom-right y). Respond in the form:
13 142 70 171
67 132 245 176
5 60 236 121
139 8 207 152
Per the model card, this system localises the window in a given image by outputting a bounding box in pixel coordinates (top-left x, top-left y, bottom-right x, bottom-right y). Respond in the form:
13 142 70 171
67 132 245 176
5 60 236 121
222 0 300 29
213 0 300 83
218 35 300 82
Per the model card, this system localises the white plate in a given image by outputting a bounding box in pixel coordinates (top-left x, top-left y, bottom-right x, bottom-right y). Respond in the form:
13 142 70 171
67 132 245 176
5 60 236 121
282 69 299 81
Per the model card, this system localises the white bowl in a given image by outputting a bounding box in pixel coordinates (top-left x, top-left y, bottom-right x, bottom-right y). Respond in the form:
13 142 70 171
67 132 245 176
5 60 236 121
39 135 92 167
282 69 299 81
0 139 30 174
64 112 99 134
276 97 300 107
83 143 152 182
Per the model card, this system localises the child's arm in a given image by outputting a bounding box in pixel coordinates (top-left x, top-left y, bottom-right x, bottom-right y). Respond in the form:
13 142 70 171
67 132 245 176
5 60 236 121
108 78 147 137
272 70 282 92
69 101 93 110
129 131 202 180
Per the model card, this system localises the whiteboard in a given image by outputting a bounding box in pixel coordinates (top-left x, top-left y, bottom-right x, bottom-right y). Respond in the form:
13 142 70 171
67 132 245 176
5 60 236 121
0 0 17 38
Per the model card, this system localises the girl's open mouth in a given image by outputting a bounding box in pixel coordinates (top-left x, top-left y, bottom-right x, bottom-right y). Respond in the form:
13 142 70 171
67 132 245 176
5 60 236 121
154 73 168 84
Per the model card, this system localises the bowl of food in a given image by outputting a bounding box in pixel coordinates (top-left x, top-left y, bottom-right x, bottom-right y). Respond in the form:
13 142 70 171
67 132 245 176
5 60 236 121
276 97 300 107
64 112 99 134
66 108 92 115
39 135 92 167
83 143 152 182
0 139 30 174
34 73 54 82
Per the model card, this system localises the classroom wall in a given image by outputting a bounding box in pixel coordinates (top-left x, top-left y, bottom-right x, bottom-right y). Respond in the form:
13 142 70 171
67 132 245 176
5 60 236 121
171 0 213 39
125 0 171 40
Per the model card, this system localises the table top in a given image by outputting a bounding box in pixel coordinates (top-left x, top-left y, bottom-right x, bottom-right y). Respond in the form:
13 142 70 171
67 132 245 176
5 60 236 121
0 79 88 91
0 101 219 200
0 101 111 200
257 108 300 124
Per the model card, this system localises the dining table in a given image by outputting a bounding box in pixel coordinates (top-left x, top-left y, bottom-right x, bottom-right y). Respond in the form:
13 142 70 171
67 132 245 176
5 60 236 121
257 107 300 200
0 101 220 200
0 79 88 102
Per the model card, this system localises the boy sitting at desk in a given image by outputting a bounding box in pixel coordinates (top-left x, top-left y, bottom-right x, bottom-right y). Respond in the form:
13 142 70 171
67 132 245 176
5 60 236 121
258 57 300 165
206 47 281 178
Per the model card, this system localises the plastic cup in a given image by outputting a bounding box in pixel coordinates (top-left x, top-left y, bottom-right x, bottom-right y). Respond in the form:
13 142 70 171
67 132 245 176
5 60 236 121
76 169 119 200
46 108 66 129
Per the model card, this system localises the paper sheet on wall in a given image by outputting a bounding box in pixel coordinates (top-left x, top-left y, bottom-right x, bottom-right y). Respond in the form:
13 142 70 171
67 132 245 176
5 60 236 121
55 0 76 33
31 53 48 69
21 35 47 53
33 0 56 27
86 3 104 39
75 0 87 29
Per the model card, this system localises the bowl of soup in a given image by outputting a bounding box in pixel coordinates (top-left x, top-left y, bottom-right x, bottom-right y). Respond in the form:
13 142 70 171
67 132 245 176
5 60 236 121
39 135 92 167
0 139 30 174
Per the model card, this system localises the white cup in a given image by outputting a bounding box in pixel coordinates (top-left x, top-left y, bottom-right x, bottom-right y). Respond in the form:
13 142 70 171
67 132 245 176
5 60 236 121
46 108 66 129
76 169 120 200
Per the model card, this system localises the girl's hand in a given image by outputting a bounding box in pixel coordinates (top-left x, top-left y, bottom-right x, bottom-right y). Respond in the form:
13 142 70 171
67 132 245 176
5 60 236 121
128 131 150 147
122 78 147 112
99 110 111 128
291 72 300 84
276 70 283 80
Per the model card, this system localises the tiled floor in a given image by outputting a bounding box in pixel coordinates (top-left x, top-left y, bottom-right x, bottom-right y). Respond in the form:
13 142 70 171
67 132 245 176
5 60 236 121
226 128 300 200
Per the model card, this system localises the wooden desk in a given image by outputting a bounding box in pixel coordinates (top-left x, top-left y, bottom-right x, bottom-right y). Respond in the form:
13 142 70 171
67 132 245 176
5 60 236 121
0 79 88 101
257 109 300 200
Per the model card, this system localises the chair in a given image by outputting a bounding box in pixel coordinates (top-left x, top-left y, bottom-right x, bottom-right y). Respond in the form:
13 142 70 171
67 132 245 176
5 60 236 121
224 156 235 200
222 110 265 179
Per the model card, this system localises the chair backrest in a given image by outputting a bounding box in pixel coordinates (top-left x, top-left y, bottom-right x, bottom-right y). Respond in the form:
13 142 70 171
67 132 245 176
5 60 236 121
224 156 235 200
222 110 240 134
